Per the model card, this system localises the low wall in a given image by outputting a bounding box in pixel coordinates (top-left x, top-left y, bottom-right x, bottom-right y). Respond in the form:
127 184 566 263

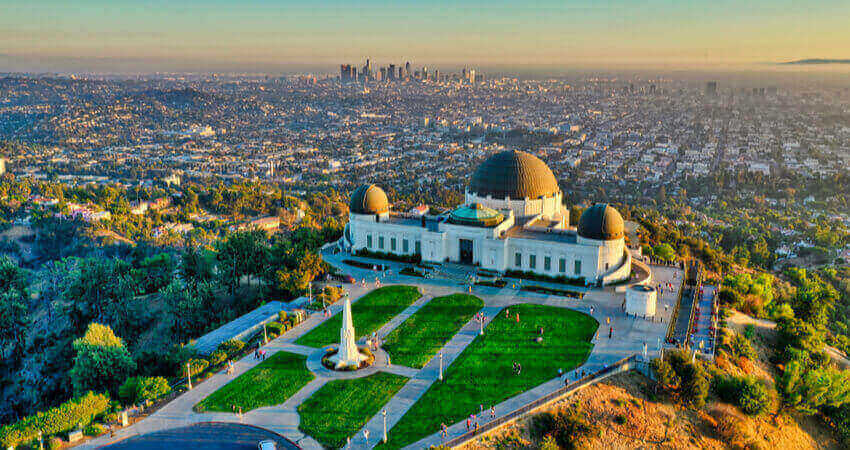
191 301 284 354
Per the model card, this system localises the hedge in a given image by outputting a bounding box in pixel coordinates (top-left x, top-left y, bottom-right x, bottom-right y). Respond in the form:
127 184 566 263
217 339 246 357
0 391 110 447
183 358 209 378
119 376 171 405
208 349 228 366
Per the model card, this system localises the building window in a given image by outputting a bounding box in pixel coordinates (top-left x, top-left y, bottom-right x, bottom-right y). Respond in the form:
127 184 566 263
574 260 581 275
515 252 522 267
559 258 566 273
390 237 396 251
378 236 385 249
415 241 421 255
367 235 373 248
544 256 551 271
402 239 409 253
529 254 537 269
605 263 609 270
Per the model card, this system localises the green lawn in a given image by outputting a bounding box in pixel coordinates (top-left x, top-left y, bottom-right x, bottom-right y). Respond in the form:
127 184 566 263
380 303 598 449
382 294 484 368
298 372 409 448
296 285 421 348
194 351 314 413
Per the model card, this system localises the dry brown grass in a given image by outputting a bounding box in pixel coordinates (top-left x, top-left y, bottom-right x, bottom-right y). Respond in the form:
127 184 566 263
463 371 839 450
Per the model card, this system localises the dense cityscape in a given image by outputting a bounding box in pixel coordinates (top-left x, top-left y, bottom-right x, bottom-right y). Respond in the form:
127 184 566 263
1 61 850 449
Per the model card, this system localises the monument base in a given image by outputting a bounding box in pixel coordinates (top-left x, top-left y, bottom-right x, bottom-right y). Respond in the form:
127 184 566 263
322 347 374 371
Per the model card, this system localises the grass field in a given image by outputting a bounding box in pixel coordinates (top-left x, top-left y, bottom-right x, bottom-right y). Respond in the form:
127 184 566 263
380 303 598 449
298 372 409 448
295 285 421 348
382 294 484 368
194 351 314 413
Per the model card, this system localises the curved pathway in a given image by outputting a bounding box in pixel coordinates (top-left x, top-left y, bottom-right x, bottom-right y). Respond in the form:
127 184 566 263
78 253 684 450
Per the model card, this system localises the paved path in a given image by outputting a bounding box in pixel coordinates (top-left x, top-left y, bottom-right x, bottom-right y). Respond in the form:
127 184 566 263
80 254 683 450
353 305 500 448
78 284 397 449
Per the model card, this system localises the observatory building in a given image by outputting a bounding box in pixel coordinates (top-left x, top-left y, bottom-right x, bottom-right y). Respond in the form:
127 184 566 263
341 150 632 286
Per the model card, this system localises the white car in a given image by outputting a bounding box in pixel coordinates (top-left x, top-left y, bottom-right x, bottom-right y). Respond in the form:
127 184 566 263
258 440 276 450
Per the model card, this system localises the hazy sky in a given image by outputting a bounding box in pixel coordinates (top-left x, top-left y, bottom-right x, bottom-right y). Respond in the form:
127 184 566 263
1 0 848 73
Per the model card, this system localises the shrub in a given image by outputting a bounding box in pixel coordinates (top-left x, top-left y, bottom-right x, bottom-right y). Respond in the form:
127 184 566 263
183 358 209 378
266 321 284 337
217 339 246 357
651 357 680 390
529 404 595 450
540 434 559 450
84 423 106 436
728 333 757 360
0 392 110 447
48 437 63 450
119 376 172 405
714 375 771 416
278 310 287 322
208 350 228 366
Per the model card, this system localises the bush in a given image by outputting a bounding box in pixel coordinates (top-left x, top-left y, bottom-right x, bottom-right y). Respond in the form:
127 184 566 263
266 321 284 337
651 358 680 390
0 392 110 447
119 376 171 405
183 358 209 378
727 332 756 360
529 404 595 450
714 375 771 416
84 423 106 436
278 310 287 322
48 437 63 450
208 350 228 366
217 339 246 357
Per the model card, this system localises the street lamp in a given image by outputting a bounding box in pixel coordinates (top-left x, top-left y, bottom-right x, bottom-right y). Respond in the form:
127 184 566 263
479 315 484 335
382 409 388 443
263 322 268 344
438 352 443 381
187 361 192 390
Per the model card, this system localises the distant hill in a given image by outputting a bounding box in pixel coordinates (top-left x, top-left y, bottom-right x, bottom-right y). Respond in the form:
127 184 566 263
782 59 850 65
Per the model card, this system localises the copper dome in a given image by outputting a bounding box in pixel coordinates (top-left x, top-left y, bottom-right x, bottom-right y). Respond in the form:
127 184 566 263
469 150 560 200
349 184 389 214
578 204 625 240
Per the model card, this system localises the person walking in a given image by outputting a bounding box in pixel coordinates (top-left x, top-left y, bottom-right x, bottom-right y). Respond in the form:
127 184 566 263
608 326 613 339
466 416 471 431
441 423 448 439
490 405 496 419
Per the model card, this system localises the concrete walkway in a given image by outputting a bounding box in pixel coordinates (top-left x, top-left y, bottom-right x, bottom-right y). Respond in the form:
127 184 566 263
80 255 683 450
353 305 501 449
78 283 401 449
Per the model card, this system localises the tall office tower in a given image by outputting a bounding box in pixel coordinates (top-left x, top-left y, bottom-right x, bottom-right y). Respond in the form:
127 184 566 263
398 67 404 79
433 69 439 82
388 64 396 80
340 64 347 80
352 67 358 82
379 67 386 81
405 61 411 77
422 66 428 79
461 67 468 80
706 81 717 96
468 68 476 84
365 58 372 78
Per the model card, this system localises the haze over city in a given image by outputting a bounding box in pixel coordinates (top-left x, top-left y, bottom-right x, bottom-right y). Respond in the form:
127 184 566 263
3 0 850 73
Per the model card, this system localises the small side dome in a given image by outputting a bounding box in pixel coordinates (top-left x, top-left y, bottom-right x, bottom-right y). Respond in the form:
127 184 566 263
349 184 389 214
577 204 625 240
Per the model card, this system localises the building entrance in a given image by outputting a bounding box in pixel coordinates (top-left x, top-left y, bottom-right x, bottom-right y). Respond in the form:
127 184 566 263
459 239 474 264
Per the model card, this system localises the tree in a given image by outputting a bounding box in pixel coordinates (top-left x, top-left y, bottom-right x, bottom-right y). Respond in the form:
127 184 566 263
179 247 215 288
0 256 29 355
653 243 677 262
70 323 136 397
779 358 850 415
118 376 171 405
651 357 680 391
215 230 268 293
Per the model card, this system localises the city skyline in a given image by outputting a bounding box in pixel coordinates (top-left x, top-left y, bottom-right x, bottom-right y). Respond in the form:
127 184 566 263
2 0 850 73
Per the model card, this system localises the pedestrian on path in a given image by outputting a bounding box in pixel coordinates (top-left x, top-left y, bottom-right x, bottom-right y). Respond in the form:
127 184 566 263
490 405 496 419
466 416 471 431
505 308 509 319
609 326 614 339
516 312 520 323
441 423 448 439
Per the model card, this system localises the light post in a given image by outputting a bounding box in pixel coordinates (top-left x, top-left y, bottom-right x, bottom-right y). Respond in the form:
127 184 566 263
263 322 268 344
38 431 43 450
382 409 388 443
438 352 443 381
187 361 192 390
479 315 484 335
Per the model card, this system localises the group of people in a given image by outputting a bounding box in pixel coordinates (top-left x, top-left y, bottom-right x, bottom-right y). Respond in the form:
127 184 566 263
511 361 523 375
254 347 267 361
450 405 496 437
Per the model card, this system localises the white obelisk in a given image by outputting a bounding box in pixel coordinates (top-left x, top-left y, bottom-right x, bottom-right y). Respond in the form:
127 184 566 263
330 295 367 369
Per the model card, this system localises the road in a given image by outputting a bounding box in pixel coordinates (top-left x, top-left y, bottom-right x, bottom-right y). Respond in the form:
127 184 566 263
102 422 298 450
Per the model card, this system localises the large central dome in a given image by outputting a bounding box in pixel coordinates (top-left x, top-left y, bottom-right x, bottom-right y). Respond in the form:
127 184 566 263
469 150 560 200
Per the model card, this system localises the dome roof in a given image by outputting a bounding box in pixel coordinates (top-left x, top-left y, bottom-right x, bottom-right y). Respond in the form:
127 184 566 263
349 184 389 215
448 203 505 227
469 150 560 200
578 204 625 240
